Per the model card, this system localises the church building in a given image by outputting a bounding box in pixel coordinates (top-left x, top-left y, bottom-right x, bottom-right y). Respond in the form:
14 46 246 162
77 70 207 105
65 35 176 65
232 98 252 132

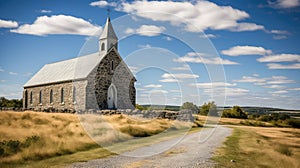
23 16 136 111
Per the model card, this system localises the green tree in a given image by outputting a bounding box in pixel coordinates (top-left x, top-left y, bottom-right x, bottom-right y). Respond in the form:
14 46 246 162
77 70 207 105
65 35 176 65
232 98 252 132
200 101 218 116
180 102 199 113
222 106 247 119
0 97 23 108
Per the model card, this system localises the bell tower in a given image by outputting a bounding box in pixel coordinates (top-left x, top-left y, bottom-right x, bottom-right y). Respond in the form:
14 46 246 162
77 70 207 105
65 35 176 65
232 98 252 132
99 15 118 55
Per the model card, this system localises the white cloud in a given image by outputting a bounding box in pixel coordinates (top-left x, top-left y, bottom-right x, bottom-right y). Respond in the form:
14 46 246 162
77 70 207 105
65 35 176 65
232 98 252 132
138 44 151 49
90 1 116 7
271 30 290 35
40 10 52 13
174 52 239 65
0 67 4 72
125 28 135 34
269 90 288 94
149 90 168 94
269 0 300 9
234 75 295 85
202 87 249 96
161 73 199 79
199 34 216 39
136 25 165 37
257 54 300 62
0 19 18 28
229 22 264 32
262 85 286 89
0 80 6 83
160 73 199 83
288 88 300 91
267 76 295 84
124 25 165 36
119 0 263 32
222 45 272 56
9 72 17 75
267 63 300 69
191 82 237 88
144 84 162 88
10 15 101 36
233 76 267 84
159 79 179 83
163 36 172 41
171 64 190 71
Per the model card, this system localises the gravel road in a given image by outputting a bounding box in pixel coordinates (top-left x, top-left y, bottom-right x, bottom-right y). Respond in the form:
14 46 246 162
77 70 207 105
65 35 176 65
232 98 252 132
70 125 232 168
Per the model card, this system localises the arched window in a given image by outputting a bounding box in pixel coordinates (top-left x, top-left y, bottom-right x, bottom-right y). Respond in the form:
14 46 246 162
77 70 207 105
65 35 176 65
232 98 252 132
50 89 53 103
61 88 64 103
111 60 114 71
39 90 42 104
73 87 76 103
101 43 105 51
30 91 33 104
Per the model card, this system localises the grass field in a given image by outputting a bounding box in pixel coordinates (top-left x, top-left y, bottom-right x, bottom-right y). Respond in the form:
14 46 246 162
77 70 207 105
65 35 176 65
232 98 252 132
213 126 300 168
0 111 194 167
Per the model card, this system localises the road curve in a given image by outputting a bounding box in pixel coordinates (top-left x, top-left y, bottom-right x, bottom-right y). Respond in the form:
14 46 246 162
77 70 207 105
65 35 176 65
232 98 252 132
70 125 232 168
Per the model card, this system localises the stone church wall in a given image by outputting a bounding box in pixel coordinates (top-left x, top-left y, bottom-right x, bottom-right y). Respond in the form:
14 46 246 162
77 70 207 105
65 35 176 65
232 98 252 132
23 80 87 111
91 49 136 110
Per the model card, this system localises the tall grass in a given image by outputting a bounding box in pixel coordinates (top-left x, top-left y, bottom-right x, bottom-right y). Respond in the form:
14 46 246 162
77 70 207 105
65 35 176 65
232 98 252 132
0 111 192 164
213 126 300 168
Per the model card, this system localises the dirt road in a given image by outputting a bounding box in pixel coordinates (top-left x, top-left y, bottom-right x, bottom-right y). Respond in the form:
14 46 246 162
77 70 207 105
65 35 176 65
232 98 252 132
70 126 232 168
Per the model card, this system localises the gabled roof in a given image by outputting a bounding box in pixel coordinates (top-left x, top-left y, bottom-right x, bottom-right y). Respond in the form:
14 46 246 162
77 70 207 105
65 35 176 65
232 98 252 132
24 52 105 87
99 17 118 40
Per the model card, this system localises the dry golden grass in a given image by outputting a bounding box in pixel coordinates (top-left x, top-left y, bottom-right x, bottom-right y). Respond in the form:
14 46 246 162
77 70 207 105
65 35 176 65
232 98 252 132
0 111 192 165
213 126 300 168
195 115 273 126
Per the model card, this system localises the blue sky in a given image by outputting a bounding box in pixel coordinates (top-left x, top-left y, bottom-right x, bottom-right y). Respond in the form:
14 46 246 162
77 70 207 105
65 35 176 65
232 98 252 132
0 0 300 109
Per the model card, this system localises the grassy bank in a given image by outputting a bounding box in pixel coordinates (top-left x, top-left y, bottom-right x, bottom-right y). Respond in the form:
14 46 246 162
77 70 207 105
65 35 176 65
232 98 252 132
213 126 300 168
0 111 195 167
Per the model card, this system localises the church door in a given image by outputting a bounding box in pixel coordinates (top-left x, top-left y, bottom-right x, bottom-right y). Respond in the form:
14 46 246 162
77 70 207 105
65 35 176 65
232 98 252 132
107 84 117 109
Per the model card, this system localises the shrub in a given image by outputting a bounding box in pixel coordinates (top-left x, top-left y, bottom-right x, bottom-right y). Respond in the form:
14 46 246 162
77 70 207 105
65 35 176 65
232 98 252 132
276 144 292 156
287 119 300 128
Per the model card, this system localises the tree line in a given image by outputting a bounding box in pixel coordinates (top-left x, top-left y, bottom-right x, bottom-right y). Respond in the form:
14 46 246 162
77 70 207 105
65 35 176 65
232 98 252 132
0 97 23 108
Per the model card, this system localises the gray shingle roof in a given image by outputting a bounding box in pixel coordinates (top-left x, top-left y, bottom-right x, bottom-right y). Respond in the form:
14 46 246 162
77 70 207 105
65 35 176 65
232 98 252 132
24 52 104 87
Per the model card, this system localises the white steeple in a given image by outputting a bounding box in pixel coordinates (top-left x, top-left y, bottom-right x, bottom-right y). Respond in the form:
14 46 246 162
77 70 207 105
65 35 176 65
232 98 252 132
99 16 118 55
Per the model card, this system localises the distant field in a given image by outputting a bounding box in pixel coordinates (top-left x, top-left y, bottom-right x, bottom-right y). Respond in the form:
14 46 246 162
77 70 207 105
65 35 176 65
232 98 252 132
213 126 300 168
0 111 193 167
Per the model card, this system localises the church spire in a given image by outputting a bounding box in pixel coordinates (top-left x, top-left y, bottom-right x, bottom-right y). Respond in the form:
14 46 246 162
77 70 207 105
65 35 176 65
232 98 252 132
99 14 118 55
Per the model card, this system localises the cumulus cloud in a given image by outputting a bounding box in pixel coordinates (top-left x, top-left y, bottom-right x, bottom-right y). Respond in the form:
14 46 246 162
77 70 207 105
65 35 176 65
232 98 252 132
267 63 300 69
90 1 117 7
118 0 264 32
159 73 199 83
125 25 166 36
269 90 288 94
199 34 216 39
138 44 152 49
222 45 272 56
229 22 264 32
171 64 190 71
174 52 239 65
269 0 300 9
144 84 162 88
9 72 17 75
40 9 52 13
234 75 295 85
10 15 101 36
0 19 18 28
191 82 237 88
257 54 300 62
